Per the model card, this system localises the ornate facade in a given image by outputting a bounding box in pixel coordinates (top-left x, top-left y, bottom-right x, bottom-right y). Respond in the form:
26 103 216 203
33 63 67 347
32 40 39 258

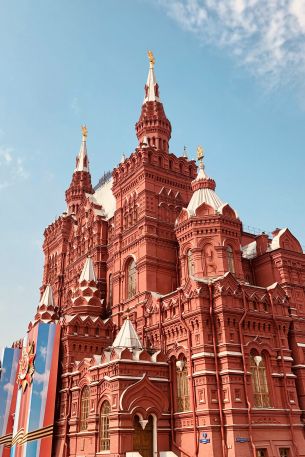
1 53 305 457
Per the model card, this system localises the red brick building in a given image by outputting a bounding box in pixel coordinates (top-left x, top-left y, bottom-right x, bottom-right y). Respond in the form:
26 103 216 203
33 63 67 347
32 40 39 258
40 54 305 457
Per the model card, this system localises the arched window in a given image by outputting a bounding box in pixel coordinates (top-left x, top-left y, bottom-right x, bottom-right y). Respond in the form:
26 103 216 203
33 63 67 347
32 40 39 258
176 359 190 412
127 258 136 299
99 400 111 451
226 245 235 273
108 274 113 307
80 386 90 431
187 250 194 276
250 352 270 408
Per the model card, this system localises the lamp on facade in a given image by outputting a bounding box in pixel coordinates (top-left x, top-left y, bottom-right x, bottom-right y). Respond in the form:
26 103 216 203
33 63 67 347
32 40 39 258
139 419 149 430
176 360 185 371
254 355 262 367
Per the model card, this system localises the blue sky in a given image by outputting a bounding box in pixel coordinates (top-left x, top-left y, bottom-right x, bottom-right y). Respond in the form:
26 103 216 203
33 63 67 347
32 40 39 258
1 0 305 351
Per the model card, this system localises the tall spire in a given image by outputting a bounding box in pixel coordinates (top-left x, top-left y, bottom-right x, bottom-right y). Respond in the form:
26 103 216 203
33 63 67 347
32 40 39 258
75 125 89 172
65 126 93 214
143 50 161 104
135 51 171 153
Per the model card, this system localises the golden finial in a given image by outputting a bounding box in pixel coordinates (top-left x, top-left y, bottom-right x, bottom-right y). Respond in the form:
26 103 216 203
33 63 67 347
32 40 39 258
147 50 155 67
197 145 204 168
81 125 88 139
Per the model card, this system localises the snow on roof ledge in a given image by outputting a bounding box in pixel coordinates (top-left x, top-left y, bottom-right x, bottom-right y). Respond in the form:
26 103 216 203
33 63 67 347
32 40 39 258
270 228 287 251
94 177 116 220
241 240 257 259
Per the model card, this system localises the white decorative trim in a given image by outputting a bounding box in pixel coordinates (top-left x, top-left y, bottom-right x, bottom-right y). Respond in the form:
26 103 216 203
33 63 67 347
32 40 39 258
88 359 168 371
297 343 305 347
272 372 296 378
219 369 244 375
191 351 214 359
103 374 169 382
217 351 243 358
292 364 305 368
276 356 294 361
192 370 216 377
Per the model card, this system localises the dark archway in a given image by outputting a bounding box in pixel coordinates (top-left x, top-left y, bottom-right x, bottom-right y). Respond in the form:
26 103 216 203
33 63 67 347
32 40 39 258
133 414 153 457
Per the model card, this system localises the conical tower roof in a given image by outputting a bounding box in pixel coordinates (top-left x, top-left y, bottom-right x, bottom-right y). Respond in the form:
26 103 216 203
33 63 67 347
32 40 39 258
187 147 225 215
112 318 143 349
79 257 96 283
32 285 58 327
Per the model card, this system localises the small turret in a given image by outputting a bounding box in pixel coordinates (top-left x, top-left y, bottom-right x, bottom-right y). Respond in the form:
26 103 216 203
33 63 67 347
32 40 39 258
31 285 59 327
187 145 225 216
112 316 143 350
71 257 103 316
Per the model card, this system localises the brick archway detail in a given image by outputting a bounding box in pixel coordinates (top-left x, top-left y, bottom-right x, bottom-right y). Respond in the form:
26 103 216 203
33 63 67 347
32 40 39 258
120 373 168 415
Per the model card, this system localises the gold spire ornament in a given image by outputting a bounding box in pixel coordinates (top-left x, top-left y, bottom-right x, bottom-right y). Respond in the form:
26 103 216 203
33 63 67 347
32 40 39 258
147 50 155 67
197 145 204 168
81 125 88 139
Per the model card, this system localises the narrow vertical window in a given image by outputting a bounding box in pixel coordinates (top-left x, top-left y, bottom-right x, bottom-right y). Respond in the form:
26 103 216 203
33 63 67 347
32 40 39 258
226 245 235 273
176 359 190 412
109 274 113 307
80 386 90 431
250 352 270 408
127 258 136 299
187 250 194 276
99 400 111 451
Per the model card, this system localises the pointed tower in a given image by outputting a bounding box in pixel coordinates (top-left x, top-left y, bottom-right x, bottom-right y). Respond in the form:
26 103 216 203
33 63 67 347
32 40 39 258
135 51 171 152
109 53 196 332
71 257 104 316
65 125 93 214
112 317 143 350
31 285 59 327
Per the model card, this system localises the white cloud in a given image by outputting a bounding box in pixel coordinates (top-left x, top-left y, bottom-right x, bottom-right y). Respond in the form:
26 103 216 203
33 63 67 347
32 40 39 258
0 145 29 190
157 0 305 87
33 369 49 384
33 369 50 400
71 96 80 115
3 382 14 394
40 382 48 400
39 346 47 358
